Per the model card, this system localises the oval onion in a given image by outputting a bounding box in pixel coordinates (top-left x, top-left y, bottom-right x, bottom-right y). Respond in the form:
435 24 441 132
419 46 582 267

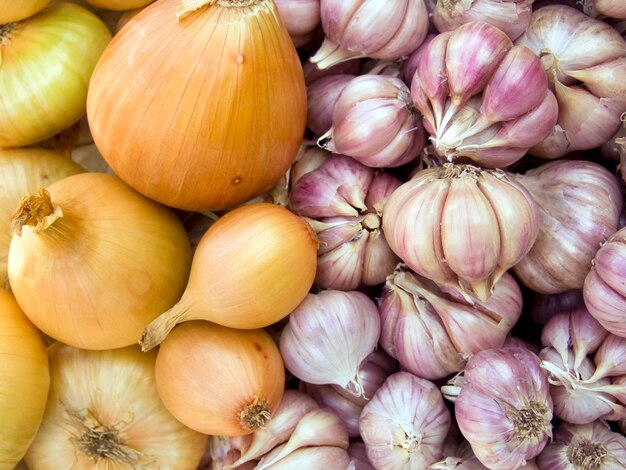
0 3 111 148
87 0 307 211
155 321 285 436
24 344 207 469
0 147 83 290
0 289 49 470
8 172 192 350
0 0 50 23
84 0 154 10
140 202 317 350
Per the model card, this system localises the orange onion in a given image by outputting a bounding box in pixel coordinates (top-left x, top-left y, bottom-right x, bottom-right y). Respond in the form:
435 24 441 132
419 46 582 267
8 172 192 350
140 202 317 351
155 321 285 436
87 0 307 211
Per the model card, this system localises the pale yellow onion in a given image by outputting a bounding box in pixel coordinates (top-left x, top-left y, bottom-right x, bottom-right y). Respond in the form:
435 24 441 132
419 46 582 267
0 0 50 23
87 0 307 211
25 344 207 469
84 0 154 10
0 147 83 290
0 3 111 148
0 289 49 470
8 172 192 350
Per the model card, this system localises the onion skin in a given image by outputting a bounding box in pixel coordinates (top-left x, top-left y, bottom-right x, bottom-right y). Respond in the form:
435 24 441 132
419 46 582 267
83 0 154 10
0 290 49 470
0 0 50 23
0 3 111 148
87 0 307 212
513 160 623 294
154 321 285 437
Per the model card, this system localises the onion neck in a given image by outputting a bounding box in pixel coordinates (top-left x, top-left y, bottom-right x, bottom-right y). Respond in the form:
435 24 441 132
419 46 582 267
217 0 263 6
0 23 16 47
240 397 271 431
139 299 192 351
567 439 607 470
11 189 64 237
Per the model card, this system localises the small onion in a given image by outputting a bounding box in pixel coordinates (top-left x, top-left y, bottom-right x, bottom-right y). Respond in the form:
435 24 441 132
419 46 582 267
455 347 554 469
8 173 192 351
83 0 154 10
584 226 626 337
24 344 207 469
383 163 540 301
514 160 623 294
0 0 50 23
359 372 451 469
155 321 285 436
279 290 381 396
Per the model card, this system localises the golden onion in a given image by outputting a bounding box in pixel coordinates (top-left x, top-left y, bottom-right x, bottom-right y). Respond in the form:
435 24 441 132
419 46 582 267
0 3 111 148
25 344 207 469
84 0 154 10
0 0 50 24
8 172 192 350
0 289 49 470
87 0 307 211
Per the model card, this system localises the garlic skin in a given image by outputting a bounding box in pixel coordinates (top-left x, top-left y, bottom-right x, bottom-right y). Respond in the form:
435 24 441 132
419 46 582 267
433 0 532 41
311 0 429 69
359 372 451 469
279 290 381 395
588 0 626 18
517 5 626 158
274 0 320 47
383 164 540 302
536 421 626 470
527 290 586 326
513 160 623 294
378 265 522 380
455 347 553 470
584 227 626 337
25 344 207 469
410 22 557 168
306 74 355 136
289 154 402 290
319 75 425 168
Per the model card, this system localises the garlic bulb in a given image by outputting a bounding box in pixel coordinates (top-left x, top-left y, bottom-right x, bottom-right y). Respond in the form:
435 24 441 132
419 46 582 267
25 344 207 469
383 163 540 301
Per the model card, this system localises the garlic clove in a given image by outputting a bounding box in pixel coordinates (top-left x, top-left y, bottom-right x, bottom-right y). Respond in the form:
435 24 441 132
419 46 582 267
308 217 362 256
593 240 626 297
361 229 401 287
529 124 570 160
314 231 368 291
304 383 362 437
567 57 626 107
258 446 352 470
584 268 626 337
589 335 626 383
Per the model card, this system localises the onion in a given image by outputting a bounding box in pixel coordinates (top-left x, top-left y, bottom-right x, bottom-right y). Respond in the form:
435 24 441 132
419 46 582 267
359 371 451 469
455 347 553 469
83 0 154 10
0 3 111 148
310 0 429 69
87 0 306 212
516 5 626 158
383 163 540 301
0 147 83 290
513 160 623 294
140 203 317 350
155 321 285 436
584 226 626 337
0 290 49 469
433 0 532 41
379 265 522 380
279 290 381 397
0 0 50 23
8 173 192 351
25 343 207 468
410 22 557 168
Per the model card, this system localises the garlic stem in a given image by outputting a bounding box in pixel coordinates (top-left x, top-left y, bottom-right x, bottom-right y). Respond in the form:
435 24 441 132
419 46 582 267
139 300 192 351
507 402 551 441
11 189 64 237
566 439 608 470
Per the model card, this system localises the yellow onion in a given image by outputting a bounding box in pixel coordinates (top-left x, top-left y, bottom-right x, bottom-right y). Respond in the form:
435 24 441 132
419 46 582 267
155 321 285 436
0 3 111 148
0 0 50 23
8 172 192 350
87 0 307 211
0 289 49 470
84 0 154 10
383 163 540 301
0 147 83 290
140 203 317 351
25 344 207 469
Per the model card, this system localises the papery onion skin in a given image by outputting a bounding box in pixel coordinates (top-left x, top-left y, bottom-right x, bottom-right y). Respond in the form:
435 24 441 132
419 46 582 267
584 227 626 337
84 0 154 10
8 172 192 351
25 343 207 469
155 321 285 437
359 372 451 469
87 0 307 212
383 164 540 301
536 420 626 470
0 0 50 23
0 290 49 470
0 3 111 148
513 160 623 294
455 347 553 470
0 147 83 291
